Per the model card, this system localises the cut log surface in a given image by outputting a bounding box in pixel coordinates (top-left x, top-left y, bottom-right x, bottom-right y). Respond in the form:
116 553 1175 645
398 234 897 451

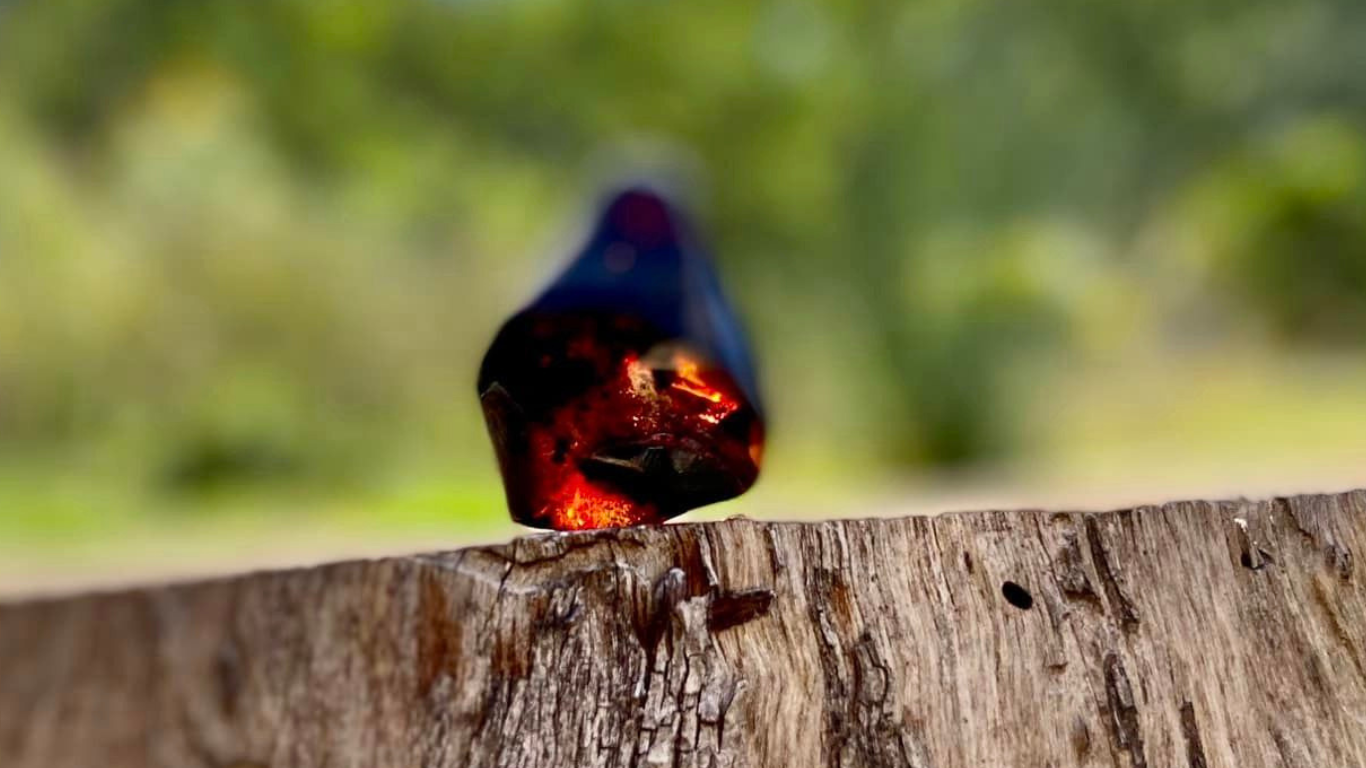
3 490 1366 768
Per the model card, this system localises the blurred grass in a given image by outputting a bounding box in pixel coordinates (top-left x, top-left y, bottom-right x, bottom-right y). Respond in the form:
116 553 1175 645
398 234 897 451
8 348 1366 591
1028 352 1366 486
2 0 1366 590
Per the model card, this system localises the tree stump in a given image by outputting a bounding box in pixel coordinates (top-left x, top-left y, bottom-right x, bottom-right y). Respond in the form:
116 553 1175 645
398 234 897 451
2 489 1365 767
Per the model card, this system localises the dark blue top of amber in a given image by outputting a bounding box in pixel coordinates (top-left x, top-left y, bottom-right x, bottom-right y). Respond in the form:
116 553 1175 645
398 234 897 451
531 187 762 412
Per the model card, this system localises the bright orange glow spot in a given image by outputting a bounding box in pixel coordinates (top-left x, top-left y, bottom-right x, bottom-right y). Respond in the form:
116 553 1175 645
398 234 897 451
625 353 653 395
670 351 738 434
546 474 649 530
482 313 763 530
671 354 726 403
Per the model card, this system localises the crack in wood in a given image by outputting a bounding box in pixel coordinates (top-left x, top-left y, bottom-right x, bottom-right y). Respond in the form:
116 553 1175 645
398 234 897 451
805 564 927 768
1102 653 1147 768
1281 496 1357 582
1054 529 1102 606
1309 574 1366 681
1326 543 1355 582
1179 701 1208 768
1084 517 1141 632
706 589 774 633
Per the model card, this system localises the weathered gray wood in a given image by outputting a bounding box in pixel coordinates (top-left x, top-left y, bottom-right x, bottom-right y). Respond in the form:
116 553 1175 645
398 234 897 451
2 489 1365 767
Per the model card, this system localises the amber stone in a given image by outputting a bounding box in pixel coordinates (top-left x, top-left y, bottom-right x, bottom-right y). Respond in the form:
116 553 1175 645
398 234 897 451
478 188 764 530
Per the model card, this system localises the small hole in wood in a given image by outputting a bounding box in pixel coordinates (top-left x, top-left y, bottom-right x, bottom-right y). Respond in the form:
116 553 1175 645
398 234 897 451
1240 548 1272 571
1002 581 1033 610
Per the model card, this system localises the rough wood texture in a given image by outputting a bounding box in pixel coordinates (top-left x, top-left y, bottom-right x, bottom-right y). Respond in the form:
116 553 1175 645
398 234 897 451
3 489 1365 768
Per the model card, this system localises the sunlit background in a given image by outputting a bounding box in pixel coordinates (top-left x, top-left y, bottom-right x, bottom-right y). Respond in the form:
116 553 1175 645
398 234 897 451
4 0 1366 593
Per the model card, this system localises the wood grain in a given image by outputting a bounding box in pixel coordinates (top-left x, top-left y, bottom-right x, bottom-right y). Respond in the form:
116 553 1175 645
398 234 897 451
2 489 1364 767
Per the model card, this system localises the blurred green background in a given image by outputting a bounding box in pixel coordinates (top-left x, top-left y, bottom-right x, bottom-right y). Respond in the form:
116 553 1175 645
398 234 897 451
4 0 1366 592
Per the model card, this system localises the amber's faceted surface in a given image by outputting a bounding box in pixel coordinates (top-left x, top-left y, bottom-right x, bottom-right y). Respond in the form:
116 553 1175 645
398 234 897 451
478 188 764 530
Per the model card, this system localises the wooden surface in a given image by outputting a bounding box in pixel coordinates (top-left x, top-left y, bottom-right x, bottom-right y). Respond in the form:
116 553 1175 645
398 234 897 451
2 489 1365 767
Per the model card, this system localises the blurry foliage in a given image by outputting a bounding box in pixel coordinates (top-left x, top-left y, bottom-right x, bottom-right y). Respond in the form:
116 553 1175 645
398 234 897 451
1 0 1366 527
1196 120 1366 343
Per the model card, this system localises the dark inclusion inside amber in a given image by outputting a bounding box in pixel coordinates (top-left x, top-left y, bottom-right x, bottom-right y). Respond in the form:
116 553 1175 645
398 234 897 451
479 311 763 530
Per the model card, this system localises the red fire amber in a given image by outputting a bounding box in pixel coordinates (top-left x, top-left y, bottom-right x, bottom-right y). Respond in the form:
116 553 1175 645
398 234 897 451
478 189 764 530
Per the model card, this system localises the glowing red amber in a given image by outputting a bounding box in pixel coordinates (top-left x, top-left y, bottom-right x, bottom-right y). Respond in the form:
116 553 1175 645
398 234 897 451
478 188 764 530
